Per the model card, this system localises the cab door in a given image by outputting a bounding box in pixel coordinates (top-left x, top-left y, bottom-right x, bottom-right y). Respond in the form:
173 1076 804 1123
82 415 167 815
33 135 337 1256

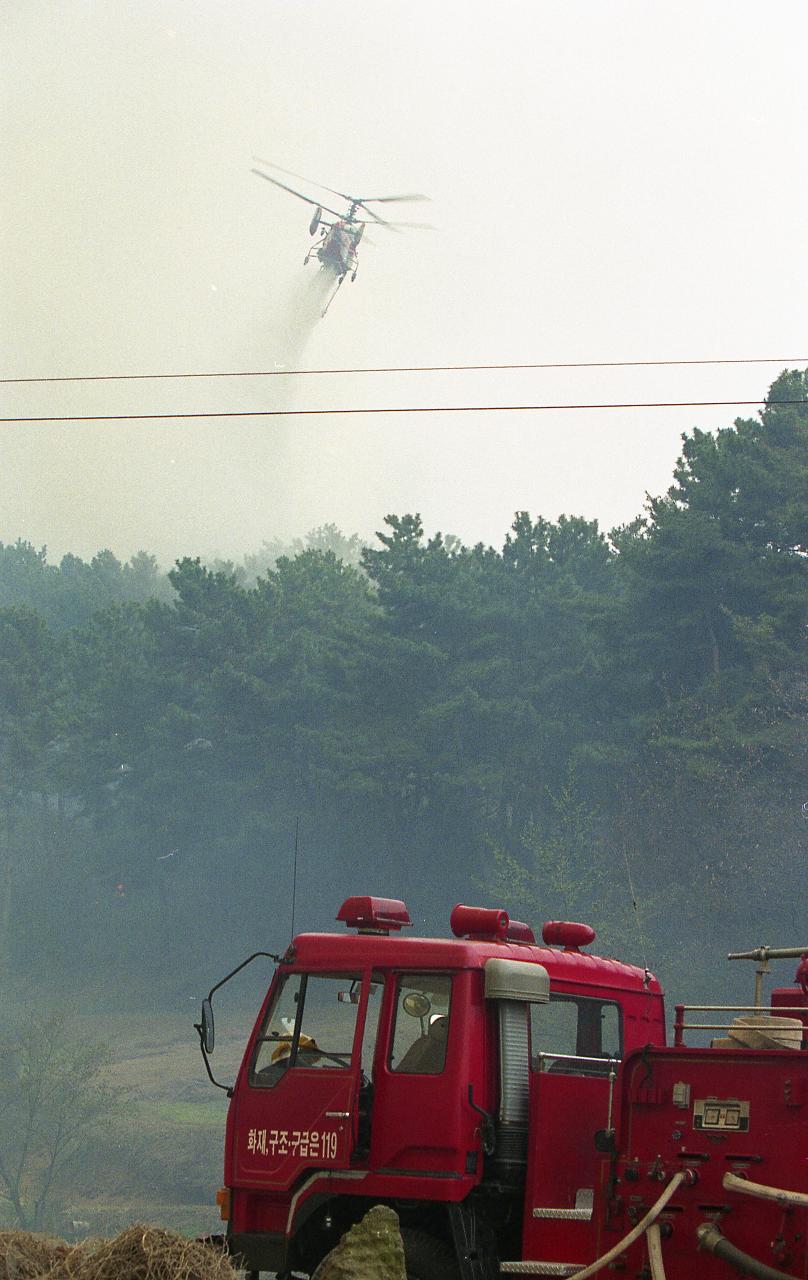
232 970 369 1189
369 970 478 1175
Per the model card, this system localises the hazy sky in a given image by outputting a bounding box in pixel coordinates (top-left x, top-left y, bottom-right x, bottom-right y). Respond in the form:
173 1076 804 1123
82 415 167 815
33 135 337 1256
3 0 807 564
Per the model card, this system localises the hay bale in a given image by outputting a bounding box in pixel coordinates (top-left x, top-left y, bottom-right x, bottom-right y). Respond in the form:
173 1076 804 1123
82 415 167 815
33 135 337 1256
312 1205 405 1280
1 1226 239 1280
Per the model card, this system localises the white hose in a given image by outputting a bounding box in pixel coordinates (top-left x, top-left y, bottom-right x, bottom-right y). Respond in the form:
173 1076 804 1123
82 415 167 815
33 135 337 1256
724 1170 808 1209
646 1222 667 1280
565 1171 686 1280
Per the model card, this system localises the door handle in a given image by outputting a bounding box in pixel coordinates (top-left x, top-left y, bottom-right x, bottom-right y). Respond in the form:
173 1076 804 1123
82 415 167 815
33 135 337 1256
325 1110 351 1118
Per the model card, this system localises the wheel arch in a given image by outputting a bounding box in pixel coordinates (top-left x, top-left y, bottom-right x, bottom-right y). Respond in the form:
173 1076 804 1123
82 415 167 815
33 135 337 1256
291 1193 457 1276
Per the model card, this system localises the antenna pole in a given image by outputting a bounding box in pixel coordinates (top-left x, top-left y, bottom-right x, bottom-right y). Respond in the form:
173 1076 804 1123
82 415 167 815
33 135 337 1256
291 816 300 938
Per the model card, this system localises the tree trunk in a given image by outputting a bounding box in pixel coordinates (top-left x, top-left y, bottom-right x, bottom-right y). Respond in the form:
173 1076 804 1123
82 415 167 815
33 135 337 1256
0 801 13 977
708 619 721 677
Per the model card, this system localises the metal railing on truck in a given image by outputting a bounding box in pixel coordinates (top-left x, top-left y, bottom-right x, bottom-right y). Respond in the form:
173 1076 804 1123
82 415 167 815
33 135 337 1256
673 943 808 1047
672 1004 808 1047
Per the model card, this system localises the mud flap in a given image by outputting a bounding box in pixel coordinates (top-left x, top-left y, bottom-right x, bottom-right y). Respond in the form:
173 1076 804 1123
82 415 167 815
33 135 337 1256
449 1202 498 1280
226 1231 287 1274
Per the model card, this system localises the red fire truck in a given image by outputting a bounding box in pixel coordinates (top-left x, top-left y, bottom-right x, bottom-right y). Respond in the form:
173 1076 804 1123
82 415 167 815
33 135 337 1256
196 897 808 1279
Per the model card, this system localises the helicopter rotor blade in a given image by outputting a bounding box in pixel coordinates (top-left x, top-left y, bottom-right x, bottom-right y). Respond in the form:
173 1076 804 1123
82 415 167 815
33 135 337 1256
355 215 434 233
353 199 431 230
355 194 431 204
362 208 394 228
350 218 398 235
252 159 430 207
250 169 344 222
252 157 356 207
382 220 436 230
373 221 402 234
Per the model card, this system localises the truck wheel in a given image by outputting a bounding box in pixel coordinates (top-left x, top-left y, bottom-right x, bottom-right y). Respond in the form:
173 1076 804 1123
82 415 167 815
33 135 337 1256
401 1228 460 1280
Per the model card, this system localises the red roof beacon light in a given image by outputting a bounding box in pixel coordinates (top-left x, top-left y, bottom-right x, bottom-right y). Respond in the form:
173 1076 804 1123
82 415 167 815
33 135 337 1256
450 904 535 943
506 919 537 944
542 920 596 951
451 905 509 940
336 896 412 934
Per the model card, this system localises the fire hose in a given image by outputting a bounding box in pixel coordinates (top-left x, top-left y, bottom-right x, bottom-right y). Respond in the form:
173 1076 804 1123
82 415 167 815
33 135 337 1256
645 1223 666 1280
691 1171 808 1280
696 1222 798 1280
723 1170 808 1209
565 1170 686 1280
513 1168 807 1278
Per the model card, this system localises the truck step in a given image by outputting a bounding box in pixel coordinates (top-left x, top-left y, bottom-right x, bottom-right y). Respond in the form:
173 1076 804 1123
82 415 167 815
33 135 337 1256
532 1207 591 1220
532 1187 593 1221
500 1265 584 1276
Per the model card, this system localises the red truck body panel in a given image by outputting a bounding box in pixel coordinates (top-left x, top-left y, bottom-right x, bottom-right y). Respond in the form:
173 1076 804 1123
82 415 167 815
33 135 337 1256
595 1045 808 1277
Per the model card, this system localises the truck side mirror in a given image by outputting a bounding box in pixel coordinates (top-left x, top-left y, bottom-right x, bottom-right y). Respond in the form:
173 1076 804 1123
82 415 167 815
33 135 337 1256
201 998 215 1053
594 1128 616 1153
195 950 280 1094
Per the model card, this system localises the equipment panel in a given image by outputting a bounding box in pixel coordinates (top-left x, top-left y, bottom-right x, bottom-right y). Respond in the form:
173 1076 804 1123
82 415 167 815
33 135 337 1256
693 1097 749 1131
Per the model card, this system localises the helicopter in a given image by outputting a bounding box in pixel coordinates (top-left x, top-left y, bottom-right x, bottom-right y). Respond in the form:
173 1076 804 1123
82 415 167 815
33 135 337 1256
251 159 431 314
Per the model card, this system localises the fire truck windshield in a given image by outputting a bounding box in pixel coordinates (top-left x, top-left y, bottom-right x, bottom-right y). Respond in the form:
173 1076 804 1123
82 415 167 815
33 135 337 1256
251 972 362 1086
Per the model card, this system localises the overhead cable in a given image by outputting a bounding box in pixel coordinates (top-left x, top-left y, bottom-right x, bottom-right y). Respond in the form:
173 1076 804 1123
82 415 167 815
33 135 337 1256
2 398 806 425
1 356 806 386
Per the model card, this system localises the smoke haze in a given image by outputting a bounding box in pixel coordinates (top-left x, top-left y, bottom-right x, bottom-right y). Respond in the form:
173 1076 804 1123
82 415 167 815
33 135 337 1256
2 0 807 563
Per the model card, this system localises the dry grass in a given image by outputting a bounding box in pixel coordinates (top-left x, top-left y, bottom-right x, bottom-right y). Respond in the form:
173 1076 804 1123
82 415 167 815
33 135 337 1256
0 1233 68 1280
0 1226 239 1280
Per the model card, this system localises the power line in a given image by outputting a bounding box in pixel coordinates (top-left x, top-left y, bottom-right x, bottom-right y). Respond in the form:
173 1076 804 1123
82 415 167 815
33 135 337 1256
2 398 805 425
1 356 806 386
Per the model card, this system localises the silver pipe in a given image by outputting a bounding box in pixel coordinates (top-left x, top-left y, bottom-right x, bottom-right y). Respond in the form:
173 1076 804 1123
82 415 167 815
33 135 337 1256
536 1051 621 1068
729 946 808 961
676 1022 805 1033
679 1004 807 1012
605 1062 617 1132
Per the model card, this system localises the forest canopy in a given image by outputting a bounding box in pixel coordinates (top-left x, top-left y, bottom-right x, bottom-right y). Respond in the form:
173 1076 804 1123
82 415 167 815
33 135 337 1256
1 372 806 1000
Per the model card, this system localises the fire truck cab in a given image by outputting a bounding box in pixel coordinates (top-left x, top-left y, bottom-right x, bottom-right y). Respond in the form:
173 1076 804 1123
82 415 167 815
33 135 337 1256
202 897 666 1278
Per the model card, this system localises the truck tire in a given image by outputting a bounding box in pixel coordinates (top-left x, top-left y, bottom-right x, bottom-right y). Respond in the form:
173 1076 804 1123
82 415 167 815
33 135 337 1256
401 1228 461 1280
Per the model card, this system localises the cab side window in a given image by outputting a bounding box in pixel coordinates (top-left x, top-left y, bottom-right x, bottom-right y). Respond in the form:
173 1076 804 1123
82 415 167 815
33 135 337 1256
530 995 622 1074
390 974 452 1074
